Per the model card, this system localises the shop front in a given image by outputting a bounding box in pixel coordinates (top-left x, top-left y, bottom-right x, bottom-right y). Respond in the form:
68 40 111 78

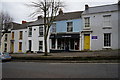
50 33 80 51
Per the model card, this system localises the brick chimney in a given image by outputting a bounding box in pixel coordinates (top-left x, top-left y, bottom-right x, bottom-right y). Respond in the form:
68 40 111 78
22 21 27 24
85 4 89 10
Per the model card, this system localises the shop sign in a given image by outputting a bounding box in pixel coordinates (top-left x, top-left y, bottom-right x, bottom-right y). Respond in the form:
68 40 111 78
92 36 98 39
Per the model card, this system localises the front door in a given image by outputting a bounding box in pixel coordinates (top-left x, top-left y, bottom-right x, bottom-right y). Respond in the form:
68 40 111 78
84 34 90 50
11 42 14 53
29 40 32 51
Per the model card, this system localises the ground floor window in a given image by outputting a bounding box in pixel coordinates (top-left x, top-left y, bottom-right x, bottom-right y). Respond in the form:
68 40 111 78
52 39 55 49
19 42 22 51
57 38 79 50
4 43 7 52
104 33 111 47
39 41 43 51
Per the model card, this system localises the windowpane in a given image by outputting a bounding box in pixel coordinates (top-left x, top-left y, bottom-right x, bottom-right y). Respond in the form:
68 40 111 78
103 15 111 27
5 34 7 41
19 42 22 51
19 31 23 40
52 23 56 32
104 33 111 47
29 27 32 36
84 17 90 27
12 32 14 39
39 27 43 37
39 41 43 51
4 43 7 52
67 22 73 32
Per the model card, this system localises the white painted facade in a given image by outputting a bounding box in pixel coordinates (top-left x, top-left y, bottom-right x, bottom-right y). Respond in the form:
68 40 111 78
81 4 119 50
1 33 11 53
27 26 50 53
11 29 28 53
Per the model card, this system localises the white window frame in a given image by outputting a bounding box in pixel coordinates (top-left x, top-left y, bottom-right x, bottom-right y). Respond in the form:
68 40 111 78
28 27 32 37
52 23 56 33
103 33 111 48
103 15 111 27
39 41 43 51
67 22 73 32
39 27 43 37
84 17 90 28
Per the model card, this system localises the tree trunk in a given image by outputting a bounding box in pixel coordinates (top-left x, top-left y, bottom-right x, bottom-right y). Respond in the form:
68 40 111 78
44 35 48 56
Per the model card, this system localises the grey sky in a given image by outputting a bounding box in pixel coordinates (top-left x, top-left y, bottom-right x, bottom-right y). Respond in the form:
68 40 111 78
0 0 118 23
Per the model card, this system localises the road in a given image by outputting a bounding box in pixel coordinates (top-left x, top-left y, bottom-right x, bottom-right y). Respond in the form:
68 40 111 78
2 62 119 78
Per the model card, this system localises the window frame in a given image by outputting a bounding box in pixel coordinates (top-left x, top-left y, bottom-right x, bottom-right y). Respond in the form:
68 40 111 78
67 22 73 32
39 27 43 37
52 23 56 33
39 41 43 51
84 17 90 28
103 15 111 27
104 33 111 47
19 31 23 40
28 27 32 37
5 34 7 41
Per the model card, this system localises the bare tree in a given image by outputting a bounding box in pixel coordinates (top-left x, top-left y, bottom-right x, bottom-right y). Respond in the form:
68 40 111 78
0 11 13 49
28 0 64 56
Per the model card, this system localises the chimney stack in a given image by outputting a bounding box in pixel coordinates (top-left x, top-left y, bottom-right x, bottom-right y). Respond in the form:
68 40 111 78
22 21 27 24
85 4 89 10
38 15 43 20
59 8 63 15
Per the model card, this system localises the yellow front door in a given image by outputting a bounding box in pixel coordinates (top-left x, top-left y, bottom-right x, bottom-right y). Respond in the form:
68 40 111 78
84 34 90 50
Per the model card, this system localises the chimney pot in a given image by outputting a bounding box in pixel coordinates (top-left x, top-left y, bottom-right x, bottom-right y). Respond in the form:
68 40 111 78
22 21 27 24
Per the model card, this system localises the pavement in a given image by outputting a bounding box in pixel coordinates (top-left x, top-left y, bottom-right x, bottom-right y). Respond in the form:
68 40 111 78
9 50 120 63
11 50 119 57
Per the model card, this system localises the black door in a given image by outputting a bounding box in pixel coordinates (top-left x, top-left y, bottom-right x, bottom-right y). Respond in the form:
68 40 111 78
29 40 32 51
65 38 69 51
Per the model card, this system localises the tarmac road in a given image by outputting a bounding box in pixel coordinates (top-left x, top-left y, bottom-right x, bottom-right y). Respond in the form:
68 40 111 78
2 62 119 78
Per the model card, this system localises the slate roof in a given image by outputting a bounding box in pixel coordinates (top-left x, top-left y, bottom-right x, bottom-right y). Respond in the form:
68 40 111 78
55 11 83 21
12 22 32 30
82 3 119 15
28 18 44 27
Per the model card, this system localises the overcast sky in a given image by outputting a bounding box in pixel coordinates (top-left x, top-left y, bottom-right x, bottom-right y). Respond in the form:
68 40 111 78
0 0 118 23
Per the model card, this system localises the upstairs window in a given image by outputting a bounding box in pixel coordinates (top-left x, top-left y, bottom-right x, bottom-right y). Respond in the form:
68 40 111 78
28 27 32 37
5 34 7 41
67 22 73 32
12 32 14 40
39 27 43 37
19 31 23 40
84 17 90 27
52 23 56 32
103 15 111 27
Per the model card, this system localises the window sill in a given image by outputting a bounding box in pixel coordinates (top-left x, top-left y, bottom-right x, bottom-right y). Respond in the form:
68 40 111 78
102 47 112 50
83 27 91 30
103 27 112 29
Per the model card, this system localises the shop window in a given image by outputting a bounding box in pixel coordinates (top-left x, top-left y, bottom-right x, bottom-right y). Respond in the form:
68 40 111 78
52 39 55 49
104 33 111 47
67 22 73 32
